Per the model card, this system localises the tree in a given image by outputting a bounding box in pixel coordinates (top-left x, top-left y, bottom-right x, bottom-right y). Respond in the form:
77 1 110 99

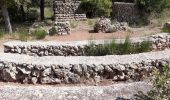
0 0 13 33
40 0 44 21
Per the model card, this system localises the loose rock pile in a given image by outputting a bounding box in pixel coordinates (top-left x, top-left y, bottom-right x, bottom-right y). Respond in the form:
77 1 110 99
0 50 169 84
94 17 115 33
94 17 129 33
55 22 71 35
151 34 170 50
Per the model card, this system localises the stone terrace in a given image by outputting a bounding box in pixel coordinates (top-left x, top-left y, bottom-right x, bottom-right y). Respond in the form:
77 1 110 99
0 50 169 84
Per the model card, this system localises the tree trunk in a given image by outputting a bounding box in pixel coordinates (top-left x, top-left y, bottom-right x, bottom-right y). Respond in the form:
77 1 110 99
1 5 12 33
20 5 26 22
40 0 45 21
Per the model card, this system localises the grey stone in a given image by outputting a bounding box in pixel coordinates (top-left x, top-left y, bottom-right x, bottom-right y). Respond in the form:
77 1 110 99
41 68 51 77
40 77 61 84
31 77 38 84
2 67 17 81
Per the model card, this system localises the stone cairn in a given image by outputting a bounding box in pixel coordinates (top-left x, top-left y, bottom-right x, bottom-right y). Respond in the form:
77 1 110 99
53 0 87 35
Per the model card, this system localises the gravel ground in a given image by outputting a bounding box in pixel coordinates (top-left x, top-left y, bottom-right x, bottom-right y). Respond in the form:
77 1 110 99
0 82 151 100
0 49 169 66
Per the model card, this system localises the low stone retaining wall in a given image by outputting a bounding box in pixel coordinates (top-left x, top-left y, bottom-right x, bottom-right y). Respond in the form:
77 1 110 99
4 33 170 56
0 50 170 84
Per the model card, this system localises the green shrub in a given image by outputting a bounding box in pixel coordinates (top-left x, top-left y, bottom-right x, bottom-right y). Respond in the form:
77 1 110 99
49 27 58 36
70 21 78 28
162 27 170 33
85 36 152 56
80 0 112 17
19 31 29 41
134 65 170 100
34 28 46 39
139 40 152 52
0 31 4 39
120 36 133 54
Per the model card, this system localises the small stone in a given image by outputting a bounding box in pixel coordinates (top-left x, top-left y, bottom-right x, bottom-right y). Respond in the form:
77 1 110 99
31 77 38 84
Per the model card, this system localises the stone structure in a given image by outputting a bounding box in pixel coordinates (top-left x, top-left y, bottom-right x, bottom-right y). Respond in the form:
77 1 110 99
112 2 139 24
94 17 129 33
55 21 71 35
4 33 170 56
94 17 116 33
0 50 170 84
53 0 87 21
52 0 87 35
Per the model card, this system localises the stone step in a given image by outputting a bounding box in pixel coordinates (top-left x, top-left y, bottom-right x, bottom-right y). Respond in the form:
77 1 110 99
0 82 151 100
0 50 169 84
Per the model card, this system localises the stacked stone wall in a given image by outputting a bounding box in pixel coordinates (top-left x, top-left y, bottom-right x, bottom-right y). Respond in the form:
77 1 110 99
4 34 170 56
0 50 169 84
53 0 86 21
113 2 139 24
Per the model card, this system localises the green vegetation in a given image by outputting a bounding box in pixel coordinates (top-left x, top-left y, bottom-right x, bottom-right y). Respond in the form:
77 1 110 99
49 27 58 36
34 28 46 39
70 21 78 28
162 27 170 33
134 65 170 100
85 37 152 56
18 31 29 41
80 0 112 17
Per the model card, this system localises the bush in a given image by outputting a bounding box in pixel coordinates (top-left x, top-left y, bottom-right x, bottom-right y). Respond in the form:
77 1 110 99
80 0 112 17
0 31 4 39
134 65 170 100
34 28 46 39
19 31 29 41
118 36 133 54
139 40 152 52
162 27 170 33
137 0 170 13
49 26 58 36
27 8 39 21
85 36 152 56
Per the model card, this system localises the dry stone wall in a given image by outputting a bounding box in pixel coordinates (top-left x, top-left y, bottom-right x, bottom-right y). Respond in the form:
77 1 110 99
53 0 86 21
113 2 139 24
0 50 170 84
4 33 170 56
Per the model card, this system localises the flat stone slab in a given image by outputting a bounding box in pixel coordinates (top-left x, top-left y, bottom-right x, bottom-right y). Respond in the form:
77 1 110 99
0 82 151 100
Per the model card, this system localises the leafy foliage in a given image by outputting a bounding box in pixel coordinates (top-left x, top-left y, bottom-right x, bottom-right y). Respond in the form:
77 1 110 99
34 28 46 39
134 65 170 100
137 0 170 13
85 37 152 56
80 0 112 17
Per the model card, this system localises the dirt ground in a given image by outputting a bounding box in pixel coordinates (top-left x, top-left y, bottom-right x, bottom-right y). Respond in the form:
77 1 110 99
0 21 161 52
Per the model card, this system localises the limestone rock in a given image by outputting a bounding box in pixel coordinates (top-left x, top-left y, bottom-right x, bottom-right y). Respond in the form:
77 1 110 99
40 77 61 84
2 67 17 81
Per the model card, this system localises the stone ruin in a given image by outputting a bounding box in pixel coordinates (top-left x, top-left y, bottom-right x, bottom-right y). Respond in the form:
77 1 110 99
52 0 87 35
112 2 139 24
